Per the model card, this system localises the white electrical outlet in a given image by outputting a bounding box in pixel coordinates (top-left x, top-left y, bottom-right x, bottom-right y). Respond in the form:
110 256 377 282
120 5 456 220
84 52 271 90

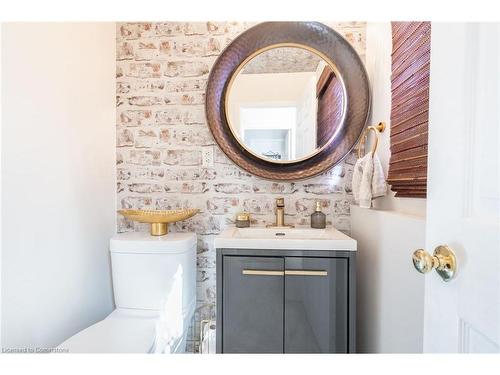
202 146 214 167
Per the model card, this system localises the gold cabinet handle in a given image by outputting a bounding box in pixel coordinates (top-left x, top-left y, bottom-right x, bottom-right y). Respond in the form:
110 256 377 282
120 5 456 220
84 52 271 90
412 245 457 281
242 269 284 276
284 270 328 276
242 270 328 276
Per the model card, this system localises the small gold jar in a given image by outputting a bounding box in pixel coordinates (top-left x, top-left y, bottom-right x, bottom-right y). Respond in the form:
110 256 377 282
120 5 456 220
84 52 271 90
235 212 250 228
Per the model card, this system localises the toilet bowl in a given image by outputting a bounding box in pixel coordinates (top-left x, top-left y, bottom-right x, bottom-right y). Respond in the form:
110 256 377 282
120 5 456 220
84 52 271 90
59 232 197 353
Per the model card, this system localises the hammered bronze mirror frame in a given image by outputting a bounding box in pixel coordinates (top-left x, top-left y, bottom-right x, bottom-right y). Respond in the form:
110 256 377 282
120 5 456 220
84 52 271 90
205 22 371 181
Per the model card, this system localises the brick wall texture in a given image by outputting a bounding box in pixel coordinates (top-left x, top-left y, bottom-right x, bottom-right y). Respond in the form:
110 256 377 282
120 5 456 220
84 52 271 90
116 21 366 352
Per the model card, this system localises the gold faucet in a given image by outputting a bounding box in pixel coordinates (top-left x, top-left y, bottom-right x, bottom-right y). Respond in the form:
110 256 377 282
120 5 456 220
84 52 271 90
266 197 294 228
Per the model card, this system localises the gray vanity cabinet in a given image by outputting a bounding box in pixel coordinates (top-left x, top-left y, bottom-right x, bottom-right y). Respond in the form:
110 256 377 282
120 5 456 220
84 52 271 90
216 249 356 353
284 257 348 353
222 256 284 353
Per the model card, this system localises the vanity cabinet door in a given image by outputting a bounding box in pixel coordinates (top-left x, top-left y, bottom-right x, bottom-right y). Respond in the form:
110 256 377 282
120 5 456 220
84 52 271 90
284 257 348 353
222 256 284 353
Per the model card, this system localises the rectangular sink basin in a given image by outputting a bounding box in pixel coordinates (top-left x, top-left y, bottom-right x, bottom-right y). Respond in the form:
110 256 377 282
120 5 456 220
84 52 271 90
214 227 356 251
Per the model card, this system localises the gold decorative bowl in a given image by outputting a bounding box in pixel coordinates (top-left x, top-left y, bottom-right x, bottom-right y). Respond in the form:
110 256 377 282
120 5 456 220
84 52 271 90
118 209 200 236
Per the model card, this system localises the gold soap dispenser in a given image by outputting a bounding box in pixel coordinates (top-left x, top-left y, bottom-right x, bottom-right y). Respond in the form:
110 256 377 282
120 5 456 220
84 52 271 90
311 201 326 229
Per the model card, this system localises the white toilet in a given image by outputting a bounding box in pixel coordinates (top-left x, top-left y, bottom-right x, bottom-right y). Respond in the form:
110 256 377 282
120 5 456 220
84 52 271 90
59 232 197 353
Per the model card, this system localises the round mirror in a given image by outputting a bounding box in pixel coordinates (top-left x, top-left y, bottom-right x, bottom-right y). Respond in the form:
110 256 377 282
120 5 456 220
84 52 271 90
226 46 346 163
206 22 370 181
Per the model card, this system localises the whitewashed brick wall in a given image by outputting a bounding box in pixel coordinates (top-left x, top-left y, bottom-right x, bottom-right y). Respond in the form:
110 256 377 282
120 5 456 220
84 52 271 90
116 21 366 352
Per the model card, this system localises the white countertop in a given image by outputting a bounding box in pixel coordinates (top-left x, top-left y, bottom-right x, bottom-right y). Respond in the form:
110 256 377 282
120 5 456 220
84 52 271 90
214 226 357 251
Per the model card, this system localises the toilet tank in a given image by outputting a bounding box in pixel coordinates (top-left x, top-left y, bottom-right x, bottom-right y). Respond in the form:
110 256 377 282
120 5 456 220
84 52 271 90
109 232 197 313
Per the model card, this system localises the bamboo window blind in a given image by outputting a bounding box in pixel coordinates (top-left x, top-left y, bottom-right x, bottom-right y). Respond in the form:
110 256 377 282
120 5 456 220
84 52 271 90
316 66 343 148
388 22 431 198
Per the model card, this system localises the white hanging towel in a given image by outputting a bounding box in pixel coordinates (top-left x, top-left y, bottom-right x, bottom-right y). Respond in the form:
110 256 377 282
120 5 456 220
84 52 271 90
352 152 387 208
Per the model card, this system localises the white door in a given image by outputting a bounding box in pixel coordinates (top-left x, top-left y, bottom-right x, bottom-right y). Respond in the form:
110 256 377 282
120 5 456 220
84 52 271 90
423 23 500 352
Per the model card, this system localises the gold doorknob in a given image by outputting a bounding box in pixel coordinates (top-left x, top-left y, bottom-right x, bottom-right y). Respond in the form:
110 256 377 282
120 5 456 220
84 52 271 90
412 245 457 281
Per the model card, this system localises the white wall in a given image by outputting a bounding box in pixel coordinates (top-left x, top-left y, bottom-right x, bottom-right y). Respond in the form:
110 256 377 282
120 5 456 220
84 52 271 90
228 71 316 134
295 76 317 159
1 23 116 349
0 23 3 349
352 206 425 352
351 22 426 352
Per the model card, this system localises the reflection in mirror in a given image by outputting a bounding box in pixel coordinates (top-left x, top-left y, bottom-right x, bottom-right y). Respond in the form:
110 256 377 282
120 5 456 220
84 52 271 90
226 46 345 163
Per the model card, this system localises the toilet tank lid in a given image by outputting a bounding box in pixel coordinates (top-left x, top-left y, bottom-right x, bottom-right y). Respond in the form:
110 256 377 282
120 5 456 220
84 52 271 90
110 232 197 254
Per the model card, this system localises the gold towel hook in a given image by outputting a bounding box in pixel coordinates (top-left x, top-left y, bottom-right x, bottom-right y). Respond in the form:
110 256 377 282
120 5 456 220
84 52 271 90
357 122 386 158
